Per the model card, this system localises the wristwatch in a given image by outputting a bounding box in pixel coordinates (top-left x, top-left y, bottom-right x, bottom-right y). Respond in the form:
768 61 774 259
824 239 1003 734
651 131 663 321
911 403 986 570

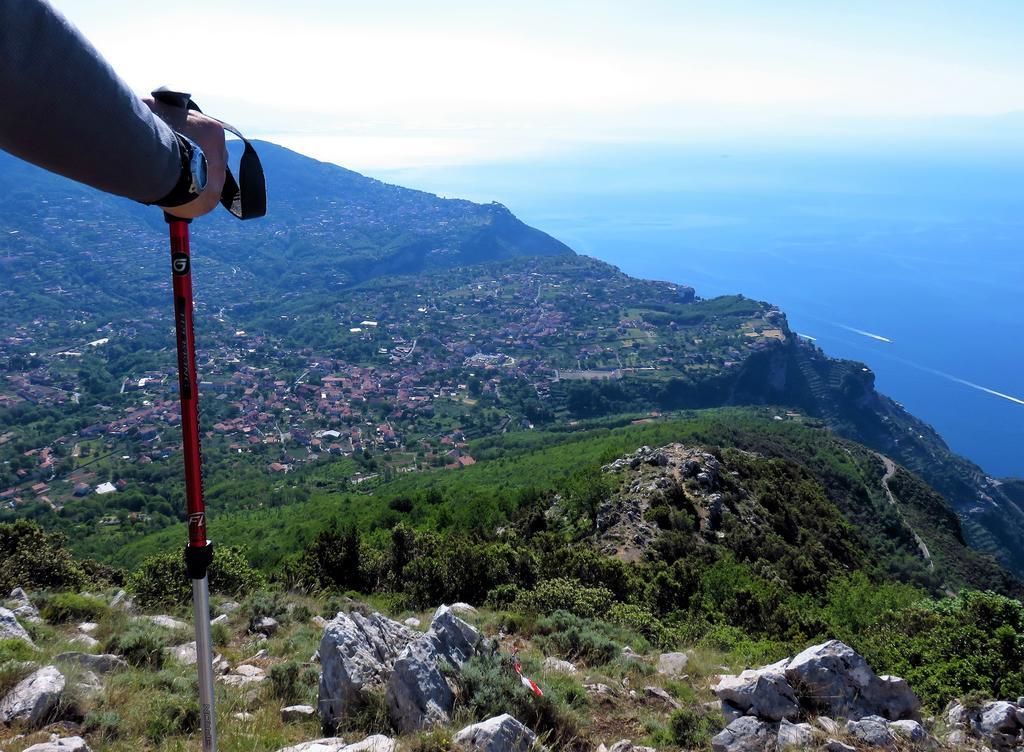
153 132 208 207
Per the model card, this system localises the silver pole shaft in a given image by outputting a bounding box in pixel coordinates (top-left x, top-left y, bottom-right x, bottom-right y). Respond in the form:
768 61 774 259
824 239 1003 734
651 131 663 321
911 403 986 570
191 576 218 752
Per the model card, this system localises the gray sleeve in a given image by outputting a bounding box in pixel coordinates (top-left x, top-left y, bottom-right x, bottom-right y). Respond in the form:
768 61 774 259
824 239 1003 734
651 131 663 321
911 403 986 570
0 0 180 203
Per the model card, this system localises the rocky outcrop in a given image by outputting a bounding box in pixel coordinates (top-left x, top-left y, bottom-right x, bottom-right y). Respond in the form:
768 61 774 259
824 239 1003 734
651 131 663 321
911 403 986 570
0 665 66 727
712 641 929 750
386 605 489 733
452 713 538 751
785 641 919 721
944 699 1024 750
597 445 735 561
253 616 280 636
317 610 418 729
218 663 267 687
714 641 920 730
0 605 34 645
604 742 658 752
845 716 894 748
543 656 577 674
148 614 188 631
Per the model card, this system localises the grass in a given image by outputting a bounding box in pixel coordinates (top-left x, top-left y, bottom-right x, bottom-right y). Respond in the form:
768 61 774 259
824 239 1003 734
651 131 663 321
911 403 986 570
0 586 831 752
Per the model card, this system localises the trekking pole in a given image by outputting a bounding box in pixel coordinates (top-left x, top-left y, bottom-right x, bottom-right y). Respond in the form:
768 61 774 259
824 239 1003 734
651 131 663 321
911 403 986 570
153 87 266 752
166 213 217 752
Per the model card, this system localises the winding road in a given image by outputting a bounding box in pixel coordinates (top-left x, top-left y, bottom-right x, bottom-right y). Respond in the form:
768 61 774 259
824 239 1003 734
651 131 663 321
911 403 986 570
878 453 935 571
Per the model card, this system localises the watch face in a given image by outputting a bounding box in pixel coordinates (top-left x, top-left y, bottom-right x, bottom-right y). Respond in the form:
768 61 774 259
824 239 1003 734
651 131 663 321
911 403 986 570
192 148 209 193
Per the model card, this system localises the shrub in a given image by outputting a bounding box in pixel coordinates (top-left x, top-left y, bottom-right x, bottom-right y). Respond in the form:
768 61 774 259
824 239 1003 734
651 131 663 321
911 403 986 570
127 546 265 610
485 584 522 610
406 728 455 752
0 520 86 593
243 590 290 632
292 603 313 623
145 692 199 743
607 602 667 644
39 592 108 624
211 621 230 648
534 611 619 666
855 590 1024 710
104 622 168 669
515 578 613 619
269 659 317 703
289 523 367 593
667 706 721 748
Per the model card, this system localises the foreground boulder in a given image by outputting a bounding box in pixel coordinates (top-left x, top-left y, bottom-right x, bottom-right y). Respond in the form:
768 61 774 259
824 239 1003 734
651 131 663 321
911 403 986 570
711 716 775 752
453 713 538 751
714 640 920 729
0 605 34 645
386 605 490 733
785 640 919 721
317 610 418 728
0 665 66 727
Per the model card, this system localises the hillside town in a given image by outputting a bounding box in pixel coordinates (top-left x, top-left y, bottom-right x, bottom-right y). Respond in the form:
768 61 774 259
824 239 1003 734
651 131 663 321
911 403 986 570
0 256 786 516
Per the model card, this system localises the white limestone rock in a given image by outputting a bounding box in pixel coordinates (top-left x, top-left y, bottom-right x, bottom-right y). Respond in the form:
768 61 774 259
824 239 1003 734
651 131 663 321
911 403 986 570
0 665 66 727
0 606 34 645
657 651 689 678
542 656 577 674
385 605 488 733
785 641 919 721
711 716 776 752
317 610 418 729
713 661 798 722
453 713 538 752
148 614 188 631
281 704 317 722
777 719 815 750
23 736 92 752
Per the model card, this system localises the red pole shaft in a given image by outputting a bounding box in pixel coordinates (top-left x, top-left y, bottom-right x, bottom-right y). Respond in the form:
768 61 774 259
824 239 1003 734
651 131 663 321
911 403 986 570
168 217 208 548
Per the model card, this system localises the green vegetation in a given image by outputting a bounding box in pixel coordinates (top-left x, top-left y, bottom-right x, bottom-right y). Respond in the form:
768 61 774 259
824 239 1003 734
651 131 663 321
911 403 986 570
0 406 1021 749
855 590 1024 710
38 592 108 624
127 546 266 610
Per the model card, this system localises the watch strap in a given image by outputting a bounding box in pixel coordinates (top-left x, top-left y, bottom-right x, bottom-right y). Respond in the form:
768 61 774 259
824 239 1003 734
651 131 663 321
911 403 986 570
149 131 204 208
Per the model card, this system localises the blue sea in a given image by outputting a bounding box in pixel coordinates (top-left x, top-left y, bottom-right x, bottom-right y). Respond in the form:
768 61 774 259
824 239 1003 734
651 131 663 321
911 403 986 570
380 145 1024 478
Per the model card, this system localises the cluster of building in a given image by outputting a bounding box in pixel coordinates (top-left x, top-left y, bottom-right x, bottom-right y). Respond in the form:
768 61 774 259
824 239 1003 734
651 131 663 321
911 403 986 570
1 256 786 515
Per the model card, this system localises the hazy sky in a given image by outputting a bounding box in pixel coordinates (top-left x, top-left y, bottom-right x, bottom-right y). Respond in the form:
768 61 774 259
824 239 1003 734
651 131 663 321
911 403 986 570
58 0 1024 169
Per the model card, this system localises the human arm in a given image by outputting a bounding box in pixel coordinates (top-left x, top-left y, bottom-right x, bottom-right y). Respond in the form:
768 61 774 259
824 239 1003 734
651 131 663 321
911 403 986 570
0 0 225 217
